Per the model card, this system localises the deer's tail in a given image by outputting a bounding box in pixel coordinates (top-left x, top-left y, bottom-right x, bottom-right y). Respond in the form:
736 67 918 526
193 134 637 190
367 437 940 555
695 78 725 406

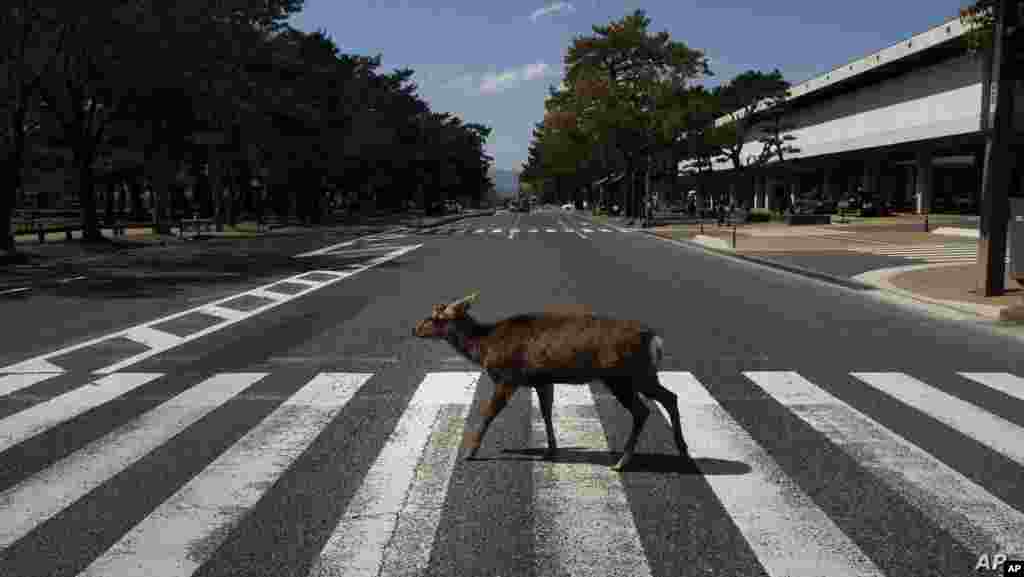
649 335 664 369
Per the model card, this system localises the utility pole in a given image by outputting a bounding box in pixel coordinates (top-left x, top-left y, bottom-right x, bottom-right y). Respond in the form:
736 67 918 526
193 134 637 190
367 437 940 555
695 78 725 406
978 0 1019 296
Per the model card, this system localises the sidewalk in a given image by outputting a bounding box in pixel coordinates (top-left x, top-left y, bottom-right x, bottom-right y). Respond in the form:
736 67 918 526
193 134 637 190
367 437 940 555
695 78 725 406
591 212 1024 323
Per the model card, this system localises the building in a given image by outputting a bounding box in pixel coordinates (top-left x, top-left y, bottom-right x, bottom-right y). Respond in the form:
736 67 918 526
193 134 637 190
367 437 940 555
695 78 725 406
681 12 1024 215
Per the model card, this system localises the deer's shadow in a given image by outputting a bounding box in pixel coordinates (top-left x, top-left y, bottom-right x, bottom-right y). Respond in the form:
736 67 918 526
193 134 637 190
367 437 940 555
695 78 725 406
466 447 750 475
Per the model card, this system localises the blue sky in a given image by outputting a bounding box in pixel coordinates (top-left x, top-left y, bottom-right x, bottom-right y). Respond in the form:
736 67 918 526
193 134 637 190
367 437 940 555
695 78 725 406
290 1 970 172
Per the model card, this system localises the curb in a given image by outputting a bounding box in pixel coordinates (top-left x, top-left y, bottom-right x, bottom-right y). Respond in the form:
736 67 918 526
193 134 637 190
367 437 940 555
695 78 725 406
639 230 879 291
662 230 1022 323
852 263 1018 321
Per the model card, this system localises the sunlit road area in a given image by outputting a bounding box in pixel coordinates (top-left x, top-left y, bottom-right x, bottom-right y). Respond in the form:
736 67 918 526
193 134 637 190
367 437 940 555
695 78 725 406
1 210 1021 577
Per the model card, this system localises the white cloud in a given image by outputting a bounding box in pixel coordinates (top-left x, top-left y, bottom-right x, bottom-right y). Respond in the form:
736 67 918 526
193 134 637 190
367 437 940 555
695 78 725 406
522 61 550 81
443 73 477 92
476 61 552 95
530 2 575 22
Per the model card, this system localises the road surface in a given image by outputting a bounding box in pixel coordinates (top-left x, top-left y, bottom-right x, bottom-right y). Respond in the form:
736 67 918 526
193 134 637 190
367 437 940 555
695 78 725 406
0 209 1021 576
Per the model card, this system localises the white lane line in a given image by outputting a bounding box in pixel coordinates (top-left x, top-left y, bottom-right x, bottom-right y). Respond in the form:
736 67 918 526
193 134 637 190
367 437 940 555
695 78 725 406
59 276 87 284
80 373 372 577
582 228 595 233
529 228 539 233
248 288 298 300
294 232 404 257
474 229 484 234
958 373 1024 402
197 305 247 322
310 372 480 577
600 228 613 232
747 371 1024 559
320 246 410 257
852 372 1024 466
530 386 654 577
0 372 267 550
0 373 63 397
545 228 557 233
491 228 503 234
0 287 31 296
0 373 164 455
657 372 885 577
122 326 183 350
0 245 422 375
294 238 366 257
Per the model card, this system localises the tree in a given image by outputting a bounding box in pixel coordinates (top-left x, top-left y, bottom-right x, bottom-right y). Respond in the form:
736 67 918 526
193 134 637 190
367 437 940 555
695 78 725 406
561 9 709 220
0 2 66 251
711 69 793 209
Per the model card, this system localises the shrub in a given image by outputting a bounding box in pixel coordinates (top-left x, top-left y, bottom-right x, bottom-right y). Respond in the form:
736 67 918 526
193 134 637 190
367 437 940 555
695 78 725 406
749 208 773 222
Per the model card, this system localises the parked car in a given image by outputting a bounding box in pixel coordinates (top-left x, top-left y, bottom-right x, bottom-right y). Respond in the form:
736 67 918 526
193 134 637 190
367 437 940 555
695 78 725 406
561 203 574 211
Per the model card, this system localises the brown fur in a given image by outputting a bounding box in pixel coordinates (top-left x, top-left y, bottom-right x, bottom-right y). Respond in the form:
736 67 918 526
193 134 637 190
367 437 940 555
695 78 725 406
413 294 690 470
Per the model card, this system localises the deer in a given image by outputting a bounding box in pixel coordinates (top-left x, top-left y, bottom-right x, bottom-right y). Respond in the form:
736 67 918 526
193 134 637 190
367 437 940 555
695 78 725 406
412 292 689 471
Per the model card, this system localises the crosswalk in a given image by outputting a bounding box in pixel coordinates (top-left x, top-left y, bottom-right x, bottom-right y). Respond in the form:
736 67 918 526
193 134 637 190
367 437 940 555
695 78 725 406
0 368 1022 575
409 225 620 236
844 242 1011 264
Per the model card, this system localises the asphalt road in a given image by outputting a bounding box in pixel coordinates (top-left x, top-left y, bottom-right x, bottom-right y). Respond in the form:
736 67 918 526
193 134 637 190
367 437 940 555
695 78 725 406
1 208 1022 576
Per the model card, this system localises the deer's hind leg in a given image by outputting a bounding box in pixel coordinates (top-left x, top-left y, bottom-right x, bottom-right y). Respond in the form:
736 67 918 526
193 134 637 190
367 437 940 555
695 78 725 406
636 373 689 458
602 376 650 471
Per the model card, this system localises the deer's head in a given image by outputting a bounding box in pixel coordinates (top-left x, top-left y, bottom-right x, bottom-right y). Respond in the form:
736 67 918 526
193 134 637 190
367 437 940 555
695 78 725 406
413 292 479 339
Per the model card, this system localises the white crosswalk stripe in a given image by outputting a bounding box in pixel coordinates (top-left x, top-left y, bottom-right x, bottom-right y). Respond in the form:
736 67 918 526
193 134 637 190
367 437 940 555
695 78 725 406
845 242 1011 264
747 371 1024 559
0 368 1021 574
414 226 622 236
80 372 371 577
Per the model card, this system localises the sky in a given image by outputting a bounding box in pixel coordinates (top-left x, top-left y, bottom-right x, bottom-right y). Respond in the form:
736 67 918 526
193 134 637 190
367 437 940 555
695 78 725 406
289 0 972 173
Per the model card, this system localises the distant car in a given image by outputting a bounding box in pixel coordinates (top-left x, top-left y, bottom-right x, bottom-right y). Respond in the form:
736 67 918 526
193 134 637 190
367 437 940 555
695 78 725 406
561 203 574 211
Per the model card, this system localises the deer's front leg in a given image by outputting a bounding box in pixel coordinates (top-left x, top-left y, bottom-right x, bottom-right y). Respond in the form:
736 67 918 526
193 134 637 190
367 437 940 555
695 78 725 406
534 383 557 458
464 381 516 460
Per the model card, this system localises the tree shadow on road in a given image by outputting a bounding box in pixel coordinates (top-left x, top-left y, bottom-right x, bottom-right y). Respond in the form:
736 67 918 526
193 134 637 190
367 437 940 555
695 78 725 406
474 447 751 475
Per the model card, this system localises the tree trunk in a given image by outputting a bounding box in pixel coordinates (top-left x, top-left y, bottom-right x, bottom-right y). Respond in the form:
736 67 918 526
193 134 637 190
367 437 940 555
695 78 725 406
150 149 175 235
0 168 17 251
210 149 224 232
130 176 144 221
104 179 115 226
1 105 30 251
74 153 103 242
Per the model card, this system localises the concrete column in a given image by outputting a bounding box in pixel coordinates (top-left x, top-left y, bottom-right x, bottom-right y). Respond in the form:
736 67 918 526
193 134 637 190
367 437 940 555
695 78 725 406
916 148 933 214
822 167 837 201
905 165 915 206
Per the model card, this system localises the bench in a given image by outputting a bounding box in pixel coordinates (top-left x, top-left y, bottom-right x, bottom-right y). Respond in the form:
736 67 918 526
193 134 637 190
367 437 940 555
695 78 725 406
178 217 215 239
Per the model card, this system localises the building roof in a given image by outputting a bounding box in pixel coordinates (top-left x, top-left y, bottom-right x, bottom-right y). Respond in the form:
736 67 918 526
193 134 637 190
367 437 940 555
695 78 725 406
715 15 969 128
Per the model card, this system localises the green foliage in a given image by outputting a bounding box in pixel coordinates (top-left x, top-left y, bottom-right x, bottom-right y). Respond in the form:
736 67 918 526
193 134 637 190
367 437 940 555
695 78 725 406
748 208 772 222
1 0 495 237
